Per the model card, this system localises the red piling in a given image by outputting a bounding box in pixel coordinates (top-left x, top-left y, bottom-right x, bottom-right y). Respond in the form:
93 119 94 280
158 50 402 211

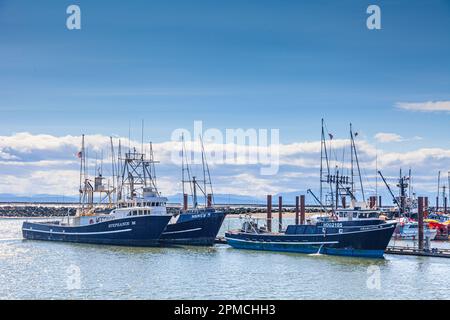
418 196 424 251
267 195 272 232
183 193 188 211
370 196 378 209
207 194 212 208
300 195 306 224
278 196 283 232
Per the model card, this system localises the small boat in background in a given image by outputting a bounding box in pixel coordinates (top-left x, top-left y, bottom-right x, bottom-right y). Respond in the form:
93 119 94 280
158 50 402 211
393 219 438 240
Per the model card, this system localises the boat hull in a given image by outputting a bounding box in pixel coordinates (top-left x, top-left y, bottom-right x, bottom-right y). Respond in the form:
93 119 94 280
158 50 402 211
159 211 226 246
225 222 396 258
22 215 171 247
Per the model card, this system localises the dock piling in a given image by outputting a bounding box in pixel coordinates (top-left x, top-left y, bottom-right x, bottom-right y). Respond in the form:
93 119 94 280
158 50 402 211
278 196 283 232
300 195 305 225
295 196 300 225
267 195 272 232
207 194 212 208
369 196 376 209
183 193 188 211
418 196 424 251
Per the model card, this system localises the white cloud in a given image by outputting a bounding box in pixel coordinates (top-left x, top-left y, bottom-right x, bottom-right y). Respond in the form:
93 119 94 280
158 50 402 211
374 133 403 143
0 132 449 199
374 133 423 144
396 101 450 113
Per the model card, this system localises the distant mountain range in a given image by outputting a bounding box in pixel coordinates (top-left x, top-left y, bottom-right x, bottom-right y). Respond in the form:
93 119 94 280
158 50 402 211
0 193 79 203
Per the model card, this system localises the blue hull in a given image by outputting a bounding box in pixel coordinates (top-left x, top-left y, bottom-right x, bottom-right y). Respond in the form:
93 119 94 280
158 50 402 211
225 221 396 258
159 210 226 246
22 215 171 247
225 238 385 258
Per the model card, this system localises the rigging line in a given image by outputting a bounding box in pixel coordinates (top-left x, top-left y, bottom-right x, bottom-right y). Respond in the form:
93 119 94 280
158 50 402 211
200 135 215 205
149 142 158 194
321 119 333 206
323 122 339 165
200 135 207 207
141 119 144 155
351 128 365 202
182 134 194 207
181 135 185 197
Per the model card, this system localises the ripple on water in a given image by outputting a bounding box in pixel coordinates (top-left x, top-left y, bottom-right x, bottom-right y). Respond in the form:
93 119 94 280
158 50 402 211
1 218 450 299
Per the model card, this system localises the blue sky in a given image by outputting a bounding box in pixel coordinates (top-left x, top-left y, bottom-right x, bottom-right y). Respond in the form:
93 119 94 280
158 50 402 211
0 1 449 202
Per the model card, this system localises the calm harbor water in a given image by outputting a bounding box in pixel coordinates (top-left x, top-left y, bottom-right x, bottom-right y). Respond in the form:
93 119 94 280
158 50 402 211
1 217 450 300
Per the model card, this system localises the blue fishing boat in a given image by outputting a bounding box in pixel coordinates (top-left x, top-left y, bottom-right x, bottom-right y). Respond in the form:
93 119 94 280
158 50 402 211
159 136 226 246
160 208 226 245
226 120 396 258
22 136 171 246
22 207 171 246
225 211 396 258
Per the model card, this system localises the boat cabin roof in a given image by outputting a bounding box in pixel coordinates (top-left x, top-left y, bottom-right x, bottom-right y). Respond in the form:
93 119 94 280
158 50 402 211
336 210 380 218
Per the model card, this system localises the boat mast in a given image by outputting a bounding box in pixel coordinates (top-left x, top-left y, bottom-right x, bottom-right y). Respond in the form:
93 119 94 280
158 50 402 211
320 119 333 206
78 134 84 205
200 136 207 207
149 142 158 191
350 125 354 196
350 123 365 203
181 134 194 209
110 137 116 203
335 169 339 211
448 171 450 211
437 171 441 211
117 139 122 201
200 136 215 206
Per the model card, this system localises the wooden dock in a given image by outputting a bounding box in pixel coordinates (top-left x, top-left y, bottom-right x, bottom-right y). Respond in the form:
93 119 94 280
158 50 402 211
385 246 450 258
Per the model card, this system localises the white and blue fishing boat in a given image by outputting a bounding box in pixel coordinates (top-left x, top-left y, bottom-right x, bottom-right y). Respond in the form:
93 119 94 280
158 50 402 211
22 136 171 246
225 210 396 258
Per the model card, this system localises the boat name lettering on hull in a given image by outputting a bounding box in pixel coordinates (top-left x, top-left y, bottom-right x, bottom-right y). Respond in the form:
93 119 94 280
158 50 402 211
323 223 343 228
108 221 131 228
